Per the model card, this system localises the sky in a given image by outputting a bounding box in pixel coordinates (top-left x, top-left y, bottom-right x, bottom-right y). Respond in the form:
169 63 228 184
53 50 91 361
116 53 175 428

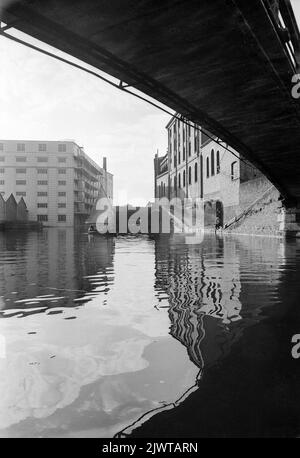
0 24 170 206
1 1 300 205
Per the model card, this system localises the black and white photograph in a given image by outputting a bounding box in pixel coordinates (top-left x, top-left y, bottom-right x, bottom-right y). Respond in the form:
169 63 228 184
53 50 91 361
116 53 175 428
0 0 300 446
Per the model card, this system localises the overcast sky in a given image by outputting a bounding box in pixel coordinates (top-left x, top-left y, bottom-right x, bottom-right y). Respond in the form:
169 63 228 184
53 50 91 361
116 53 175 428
1 1 300 205
0 28 170 206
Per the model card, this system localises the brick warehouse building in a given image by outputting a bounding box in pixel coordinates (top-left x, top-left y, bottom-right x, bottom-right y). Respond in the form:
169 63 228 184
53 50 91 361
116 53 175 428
154 115 271 228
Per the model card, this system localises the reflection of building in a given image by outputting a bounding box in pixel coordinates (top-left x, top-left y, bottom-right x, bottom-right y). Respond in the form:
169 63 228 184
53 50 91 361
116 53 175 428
154 115 271 227
154 235 243 369
154 234 285 372
0 228 115 315
0 140 113 226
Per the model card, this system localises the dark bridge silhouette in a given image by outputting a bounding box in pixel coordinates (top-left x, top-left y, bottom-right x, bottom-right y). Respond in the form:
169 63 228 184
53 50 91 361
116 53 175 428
1 1 300 225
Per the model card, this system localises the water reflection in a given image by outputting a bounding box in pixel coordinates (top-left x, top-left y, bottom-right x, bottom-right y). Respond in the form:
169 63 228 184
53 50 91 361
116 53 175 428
0 230 299 437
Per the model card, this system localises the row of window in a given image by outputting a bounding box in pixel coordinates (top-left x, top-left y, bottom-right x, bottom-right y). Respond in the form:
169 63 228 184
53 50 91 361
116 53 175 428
6 168 66 174
206 150 221 178
37 215 67 222
15 191 67 197
0 168 66 174
37 203 67 208
0 143 67 153
175 163 198 189
169 120 201 166
0 157 67 163
0 180 68 186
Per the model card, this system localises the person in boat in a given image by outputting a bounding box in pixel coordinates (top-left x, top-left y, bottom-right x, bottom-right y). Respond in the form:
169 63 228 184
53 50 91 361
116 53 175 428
88 225 96 233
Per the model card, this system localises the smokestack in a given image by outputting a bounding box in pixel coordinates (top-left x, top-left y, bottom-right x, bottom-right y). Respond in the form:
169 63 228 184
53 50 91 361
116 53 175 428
103 157 107 171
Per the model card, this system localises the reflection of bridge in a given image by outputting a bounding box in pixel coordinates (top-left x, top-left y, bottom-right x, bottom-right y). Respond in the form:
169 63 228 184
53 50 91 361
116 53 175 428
1 1 300 232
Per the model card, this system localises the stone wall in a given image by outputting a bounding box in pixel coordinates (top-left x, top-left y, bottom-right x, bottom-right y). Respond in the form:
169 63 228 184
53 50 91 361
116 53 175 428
226 186 281 236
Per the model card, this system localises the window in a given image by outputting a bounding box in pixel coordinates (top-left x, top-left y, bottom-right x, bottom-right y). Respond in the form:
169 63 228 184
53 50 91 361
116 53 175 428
0 168 4 173
183 145 185 161
0 143 3 151
58 168 66 174
58 144 66 152
38 144 46 152
17 143 25 152
58 180 66 186
37 215 48 222
37 156 48 162
194 163 198 183
16 180 26 185
174 175 177 191
183 169 186 187
58 215 66 222
37 180 48 185
231 161 238 180
16 192 26 196
178 172 181 189
58 157 66 163
37 168 48 174
0 180 4 185
206 157 210 178
37 192 47 196
16 168 26 173
188 166 192 185
58 203 66 208
16 156 26 162
217 150 220 174
0 157 4 162
37 203 48 208
211 149 215 176
58 192 66 196
188 141 191 157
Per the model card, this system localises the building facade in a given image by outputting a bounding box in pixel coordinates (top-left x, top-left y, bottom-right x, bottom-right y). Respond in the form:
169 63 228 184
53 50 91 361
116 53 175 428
0 140 113 227
154 115 268 228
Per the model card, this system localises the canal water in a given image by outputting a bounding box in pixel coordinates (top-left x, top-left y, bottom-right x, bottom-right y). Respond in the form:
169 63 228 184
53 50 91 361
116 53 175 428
0 229 299 437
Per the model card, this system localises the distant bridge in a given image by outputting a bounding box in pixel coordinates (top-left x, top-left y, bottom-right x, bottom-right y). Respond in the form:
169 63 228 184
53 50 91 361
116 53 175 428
1 1 300 217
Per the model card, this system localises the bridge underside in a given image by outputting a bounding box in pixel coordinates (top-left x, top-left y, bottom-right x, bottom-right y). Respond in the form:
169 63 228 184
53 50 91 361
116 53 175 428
1 0 300 202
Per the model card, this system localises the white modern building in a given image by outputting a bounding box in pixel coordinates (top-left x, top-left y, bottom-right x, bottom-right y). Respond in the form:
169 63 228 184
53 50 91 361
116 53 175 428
0 140 113 226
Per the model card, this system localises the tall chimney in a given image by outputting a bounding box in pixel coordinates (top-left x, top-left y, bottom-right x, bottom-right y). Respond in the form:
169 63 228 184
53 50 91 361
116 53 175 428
103 157 107 171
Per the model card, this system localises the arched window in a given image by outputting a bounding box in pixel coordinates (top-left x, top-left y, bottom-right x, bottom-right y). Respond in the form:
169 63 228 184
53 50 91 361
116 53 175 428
188 166 192 185
178 172 181 189
216 150 220 174
211 149 215 176
206 157 210 178
183 169 186 187
194 163 198 183
231 161 238 180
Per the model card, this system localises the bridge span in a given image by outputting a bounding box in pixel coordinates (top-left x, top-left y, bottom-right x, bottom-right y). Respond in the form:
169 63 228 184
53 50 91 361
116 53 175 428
1 0 300 234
